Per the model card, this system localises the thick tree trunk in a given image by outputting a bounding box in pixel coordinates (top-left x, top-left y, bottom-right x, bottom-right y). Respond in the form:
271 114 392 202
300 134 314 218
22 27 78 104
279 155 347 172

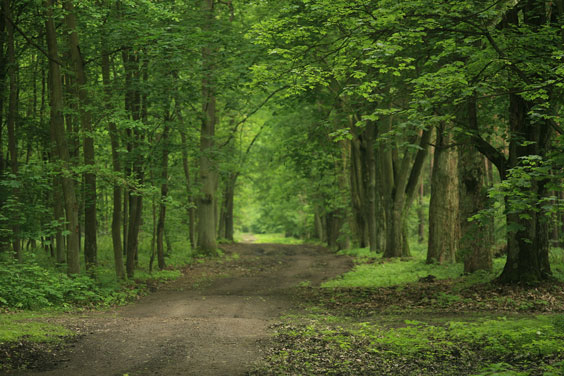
0 4 5 178
349 135 368 247
197 0 218 255
325 210 344 250
4 0 20 261
101 44 125 279
427 127 459 264
44 0 80 274
63 0 97 270
459 98 492 273
498 93 552 283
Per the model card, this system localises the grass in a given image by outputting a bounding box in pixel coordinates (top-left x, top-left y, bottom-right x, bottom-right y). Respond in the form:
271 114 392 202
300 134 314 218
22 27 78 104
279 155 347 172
234 232 305 245
252 240 564 375
0 313 74 343
252 313 564 375
323 243 564 289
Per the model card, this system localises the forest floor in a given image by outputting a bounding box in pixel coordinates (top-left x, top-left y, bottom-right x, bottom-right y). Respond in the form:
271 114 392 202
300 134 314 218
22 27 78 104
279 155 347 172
2 243 353 376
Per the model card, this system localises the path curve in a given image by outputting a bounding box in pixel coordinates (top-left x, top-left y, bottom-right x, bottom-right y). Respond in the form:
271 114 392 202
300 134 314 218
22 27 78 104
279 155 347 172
9 243 351 376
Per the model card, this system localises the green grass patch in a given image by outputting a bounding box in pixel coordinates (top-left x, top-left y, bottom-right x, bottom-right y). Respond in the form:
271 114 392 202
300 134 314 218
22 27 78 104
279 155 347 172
322 258 464 288
236 232 305 244
252 314 564 375
324 243 564 289
0 313 74 343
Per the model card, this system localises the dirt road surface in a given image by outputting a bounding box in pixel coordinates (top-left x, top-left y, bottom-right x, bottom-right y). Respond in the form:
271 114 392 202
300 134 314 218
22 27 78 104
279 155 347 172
7 243 351 376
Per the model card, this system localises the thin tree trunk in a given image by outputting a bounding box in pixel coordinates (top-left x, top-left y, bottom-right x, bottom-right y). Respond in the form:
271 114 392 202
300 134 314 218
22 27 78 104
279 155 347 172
63 0 97 270
101 42 124 279
44 0 80 274
417 182 425 243
180 129 196 248
363 123 378 252
3 0 20 261
157 122 170 270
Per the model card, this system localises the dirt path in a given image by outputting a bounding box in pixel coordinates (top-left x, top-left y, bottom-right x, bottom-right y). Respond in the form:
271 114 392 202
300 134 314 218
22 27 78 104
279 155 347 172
8 243 351 376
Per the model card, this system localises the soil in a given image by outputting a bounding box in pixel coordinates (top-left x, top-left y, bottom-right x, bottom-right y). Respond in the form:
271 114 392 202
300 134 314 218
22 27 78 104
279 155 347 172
3 243 352 376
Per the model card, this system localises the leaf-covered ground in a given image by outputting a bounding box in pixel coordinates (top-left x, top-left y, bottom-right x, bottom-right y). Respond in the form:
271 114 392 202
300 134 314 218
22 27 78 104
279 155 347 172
249 278 564 376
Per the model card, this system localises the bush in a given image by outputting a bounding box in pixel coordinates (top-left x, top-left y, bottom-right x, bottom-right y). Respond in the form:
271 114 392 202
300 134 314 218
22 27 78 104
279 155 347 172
0 262 138 310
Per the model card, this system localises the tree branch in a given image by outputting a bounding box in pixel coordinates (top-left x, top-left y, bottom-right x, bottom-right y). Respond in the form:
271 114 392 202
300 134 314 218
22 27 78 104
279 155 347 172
2 10 63 66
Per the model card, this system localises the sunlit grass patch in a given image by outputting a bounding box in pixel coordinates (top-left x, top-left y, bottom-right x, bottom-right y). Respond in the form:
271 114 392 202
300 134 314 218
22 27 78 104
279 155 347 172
322 257 464 288
0 313 74 343
236 232 304 244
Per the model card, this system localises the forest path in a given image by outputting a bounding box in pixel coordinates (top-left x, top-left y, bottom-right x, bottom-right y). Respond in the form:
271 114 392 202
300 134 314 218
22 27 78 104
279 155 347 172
11 243 352 376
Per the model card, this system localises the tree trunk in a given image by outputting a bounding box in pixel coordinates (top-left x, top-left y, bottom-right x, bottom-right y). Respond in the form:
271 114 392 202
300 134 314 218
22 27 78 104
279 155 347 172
179 129 196 248
417 182 425 243
197 0 218 255
362 123 378 252
427 126 459 264
44 0 80 274
221 174 236 242
53 175 66 264
156 122 170 270
459 97 492 273
381 114 431 258
498 93 552 283
3 0 20 261
101 42 124 280
63 0 97 270
122 47 144 279
349 134 368 247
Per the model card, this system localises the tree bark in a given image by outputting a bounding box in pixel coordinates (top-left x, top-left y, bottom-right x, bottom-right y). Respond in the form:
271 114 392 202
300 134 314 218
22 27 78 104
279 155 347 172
427 126 459 264
381 114 431 258
44 0 80 274
122 47 144 279
362 123 378 252
498 93 552 283
101 41 125 280
63 0 97 270
459 97 492 273
156 122 170 270
197 0 218 255
3 0 20 261
349 131 368 247
180 129 196 248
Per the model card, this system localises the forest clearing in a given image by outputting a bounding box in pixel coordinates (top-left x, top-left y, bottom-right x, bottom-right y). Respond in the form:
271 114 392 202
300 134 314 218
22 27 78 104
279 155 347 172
2 0 564 375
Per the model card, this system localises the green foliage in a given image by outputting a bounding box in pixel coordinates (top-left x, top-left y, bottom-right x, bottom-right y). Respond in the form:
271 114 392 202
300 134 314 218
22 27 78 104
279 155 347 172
0 261 140 310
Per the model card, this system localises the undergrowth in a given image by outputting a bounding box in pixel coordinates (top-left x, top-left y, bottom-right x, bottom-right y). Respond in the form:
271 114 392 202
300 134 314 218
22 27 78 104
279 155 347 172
324 245 564 288
0 233 194 311
251 314 564 375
